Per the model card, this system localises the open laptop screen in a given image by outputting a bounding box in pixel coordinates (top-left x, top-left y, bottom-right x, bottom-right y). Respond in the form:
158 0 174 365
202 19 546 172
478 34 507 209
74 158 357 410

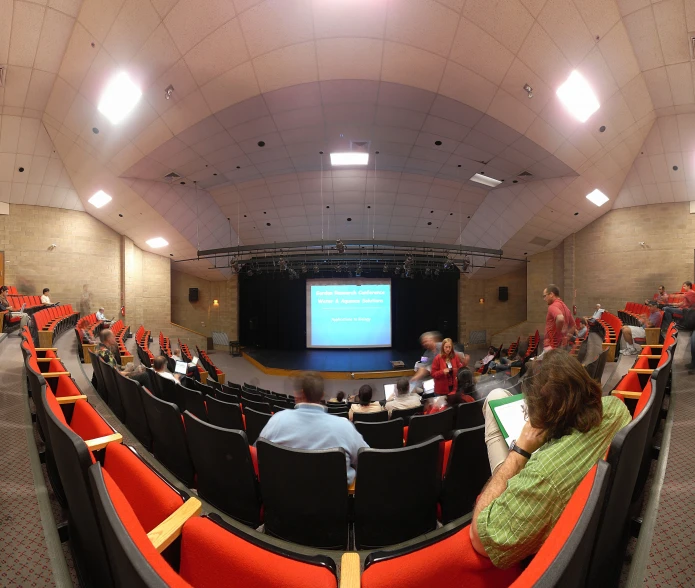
174 361 188 375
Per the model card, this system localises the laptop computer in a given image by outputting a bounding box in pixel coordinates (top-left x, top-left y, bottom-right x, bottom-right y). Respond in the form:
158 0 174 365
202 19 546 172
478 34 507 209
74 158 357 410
384 383 396 401
174 361 188 375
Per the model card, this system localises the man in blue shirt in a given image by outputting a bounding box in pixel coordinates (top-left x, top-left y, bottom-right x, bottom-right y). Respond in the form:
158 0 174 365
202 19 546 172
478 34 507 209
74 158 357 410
257 372 368 484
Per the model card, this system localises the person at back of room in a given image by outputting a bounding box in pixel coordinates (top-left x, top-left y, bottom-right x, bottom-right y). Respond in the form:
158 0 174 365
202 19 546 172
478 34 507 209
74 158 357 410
662 281 695 331
40 288 51 304
542 284 575 353
577 318 605 367
471 350 631 569
385 377 421 416
258 372 368 484
621 300 662 356
154 356 179 383
348 385 384 421
96 328 149 387
431 337 463 394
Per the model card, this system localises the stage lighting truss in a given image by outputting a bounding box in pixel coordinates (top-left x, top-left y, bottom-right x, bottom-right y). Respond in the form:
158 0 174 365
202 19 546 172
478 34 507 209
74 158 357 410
187 239 526 279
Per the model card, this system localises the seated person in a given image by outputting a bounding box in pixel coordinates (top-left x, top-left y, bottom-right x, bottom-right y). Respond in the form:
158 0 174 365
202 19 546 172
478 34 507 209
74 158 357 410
471 350 631 569
349 385 384 421
424 368 475 414
40 288 51 304
96 329 149 386
649 285 668 307
328 391 346 404
385 377 422 416
154 355 179 383
577 319 605 366
488 348 515 373
95 307 111 324
621 300 662 355
0 285 29 331
431 338 464 394
592 304 605 320
258 372 368 484
574 317 588 340
662 281 695 330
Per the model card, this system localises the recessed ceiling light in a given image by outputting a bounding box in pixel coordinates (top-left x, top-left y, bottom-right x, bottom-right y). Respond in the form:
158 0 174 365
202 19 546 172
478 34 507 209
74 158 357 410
146 237 168 248
586 189 609 207
330 152 369 166
97 72 142 124
88 190 112 208
470 172 503 187
556 70 600 123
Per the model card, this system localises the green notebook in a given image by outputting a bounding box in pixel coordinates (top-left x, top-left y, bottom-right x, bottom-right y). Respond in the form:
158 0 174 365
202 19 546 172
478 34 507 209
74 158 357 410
488 395 527 447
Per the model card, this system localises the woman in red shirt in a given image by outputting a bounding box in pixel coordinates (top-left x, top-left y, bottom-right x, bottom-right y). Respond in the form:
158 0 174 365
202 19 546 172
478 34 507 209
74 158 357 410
431 338 463 396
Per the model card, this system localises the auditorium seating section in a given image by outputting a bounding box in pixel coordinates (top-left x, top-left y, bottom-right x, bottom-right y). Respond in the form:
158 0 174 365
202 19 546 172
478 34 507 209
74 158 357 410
31 305 79 347
195 346 225 384
7 293 44 312
597 311 623 362
19 299 678 586
619 303 663 345
177 338 208 382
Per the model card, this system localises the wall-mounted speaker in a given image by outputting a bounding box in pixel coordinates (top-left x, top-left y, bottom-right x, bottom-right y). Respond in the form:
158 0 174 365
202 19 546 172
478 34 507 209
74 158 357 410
499 286 508 302
189 287 199 302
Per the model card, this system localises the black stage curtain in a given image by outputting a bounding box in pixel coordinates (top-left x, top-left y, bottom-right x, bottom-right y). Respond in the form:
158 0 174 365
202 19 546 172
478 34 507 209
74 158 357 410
239 273 459 350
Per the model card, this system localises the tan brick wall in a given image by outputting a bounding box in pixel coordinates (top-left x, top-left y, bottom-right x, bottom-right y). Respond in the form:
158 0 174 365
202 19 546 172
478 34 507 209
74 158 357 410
459 268 527 345
171 269 238 340
0 204 121 314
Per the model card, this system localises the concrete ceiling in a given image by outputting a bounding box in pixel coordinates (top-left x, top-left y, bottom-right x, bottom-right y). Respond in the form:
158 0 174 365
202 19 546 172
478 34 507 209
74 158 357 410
3 0 692 279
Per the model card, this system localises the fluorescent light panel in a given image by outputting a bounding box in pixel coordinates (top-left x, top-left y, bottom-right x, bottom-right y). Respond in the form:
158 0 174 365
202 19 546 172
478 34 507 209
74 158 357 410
330 152 369 166
88 190 112 208
586 189 609 207
556 70 600 123
98 72 142 124
470 173 503 187
146 237 169 248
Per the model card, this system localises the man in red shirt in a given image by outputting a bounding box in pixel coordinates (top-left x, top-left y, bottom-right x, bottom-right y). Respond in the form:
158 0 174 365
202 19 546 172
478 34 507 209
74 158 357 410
542 284 575 351
662 281 695 330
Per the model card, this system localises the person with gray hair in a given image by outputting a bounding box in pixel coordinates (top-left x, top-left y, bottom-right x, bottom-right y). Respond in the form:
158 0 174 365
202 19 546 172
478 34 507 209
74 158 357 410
385 377 422 416
257 372 368 484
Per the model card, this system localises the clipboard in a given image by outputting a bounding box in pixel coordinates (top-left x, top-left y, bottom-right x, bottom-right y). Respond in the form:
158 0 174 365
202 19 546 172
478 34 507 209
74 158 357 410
488 394 527 447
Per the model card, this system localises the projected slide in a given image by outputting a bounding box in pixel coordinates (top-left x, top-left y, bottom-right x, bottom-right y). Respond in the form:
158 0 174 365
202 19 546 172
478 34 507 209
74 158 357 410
307 279 392 348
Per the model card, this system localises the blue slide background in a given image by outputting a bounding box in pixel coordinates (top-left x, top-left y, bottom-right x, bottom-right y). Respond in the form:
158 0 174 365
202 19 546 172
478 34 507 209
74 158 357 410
308 281 391 347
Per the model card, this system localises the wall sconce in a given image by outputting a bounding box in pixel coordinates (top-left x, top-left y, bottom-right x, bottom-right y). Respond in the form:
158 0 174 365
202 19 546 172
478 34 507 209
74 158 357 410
479 298 485 304
213 299 219 306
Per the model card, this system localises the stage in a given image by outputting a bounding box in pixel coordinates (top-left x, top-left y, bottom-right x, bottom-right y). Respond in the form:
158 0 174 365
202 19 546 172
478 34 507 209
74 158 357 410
242 347 419 379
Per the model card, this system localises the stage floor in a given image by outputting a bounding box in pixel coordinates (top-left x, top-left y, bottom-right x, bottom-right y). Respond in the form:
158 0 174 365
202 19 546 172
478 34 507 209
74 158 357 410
242 347 419 379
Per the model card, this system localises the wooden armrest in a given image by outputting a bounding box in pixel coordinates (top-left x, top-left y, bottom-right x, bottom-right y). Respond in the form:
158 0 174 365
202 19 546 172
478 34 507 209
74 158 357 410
628 368 654 374
646 345 664 348
641 355 661 359
85 433 122 451
611 390 642 399
348 479 356 495
147 498 202 553
37 357 61 362
35 347 58 351
339 553 361 588
42 371 71 377
56 395 88 404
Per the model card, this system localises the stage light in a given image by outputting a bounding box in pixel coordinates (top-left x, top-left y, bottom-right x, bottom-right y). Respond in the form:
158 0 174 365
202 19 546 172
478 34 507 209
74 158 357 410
470 172 502 188
425 267 431 276
246 268 253 276
336 239 345 253
462 257 471 272
355 264 362 277
443 255 452 270
394 264 401 274
98 72 142 124
556 70 600 123
313 264 320 274
586 188 609 207
278 257 288 271
301 264 307 274
330 152 369 166
88 190 111 208
383 263 389 273
146 237 168 248
434 267 440 277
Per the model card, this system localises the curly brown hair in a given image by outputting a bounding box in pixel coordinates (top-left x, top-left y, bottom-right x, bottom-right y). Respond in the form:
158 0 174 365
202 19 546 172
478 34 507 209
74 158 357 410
522 349 603 440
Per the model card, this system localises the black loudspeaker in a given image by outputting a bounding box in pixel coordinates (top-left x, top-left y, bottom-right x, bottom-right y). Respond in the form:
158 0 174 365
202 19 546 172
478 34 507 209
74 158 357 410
499 287 508 302
189 288 199 302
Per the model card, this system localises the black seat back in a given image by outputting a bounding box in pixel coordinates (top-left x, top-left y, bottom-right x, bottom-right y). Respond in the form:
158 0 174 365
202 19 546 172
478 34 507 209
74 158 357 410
88 350 108 402
406 408 454 446
243 407 272 445
100 360 126 422
206 396 244 430
257 439 349 549
113 370 152 450
355 419 404 449
144 368 161 397
42 387 114 587
154 373 186 412
454 397 485 429
139 389 195 486
354 436 442 548
587 390 655 586
352 410 388 423
181 384 207 422
440 426 490 524
216 389 240 404
242 397 272 414
184 412 261 527
192 379 215 397
390 405 423 423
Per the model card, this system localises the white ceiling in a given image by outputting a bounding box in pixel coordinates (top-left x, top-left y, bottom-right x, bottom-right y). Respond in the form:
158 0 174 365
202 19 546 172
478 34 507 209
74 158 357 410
2 0 691 279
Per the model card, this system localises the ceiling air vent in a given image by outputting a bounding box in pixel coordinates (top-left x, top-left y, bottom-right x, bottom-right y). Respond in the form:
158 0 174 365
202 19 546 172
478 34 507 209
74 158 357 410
164 171 181 180
518 171 533 178
0 66 6 87
530 236 551 247
350 140 371 152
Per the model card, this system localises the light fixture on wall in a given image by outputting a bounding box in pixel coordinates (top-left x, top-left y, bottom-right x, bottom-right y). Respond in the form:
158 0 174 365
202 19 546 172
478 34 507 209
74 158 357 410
98 72 142 124
479 298 485 304
213 299 219 306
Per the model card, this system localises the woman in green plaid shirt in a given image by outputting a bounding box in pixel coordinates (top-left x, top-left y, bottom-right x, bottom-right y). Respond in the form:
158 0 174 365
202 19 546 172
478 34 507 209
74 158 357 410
471 349 631 569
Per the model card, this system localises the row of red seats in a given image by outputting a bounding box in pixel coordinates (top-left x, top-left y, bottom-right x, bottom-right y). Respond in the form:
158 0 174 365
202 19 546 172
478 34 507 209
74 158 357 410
112 320 132 360
35 304 77 331
196 346 225 382
7 294 43 310
178 338 208 379
158 332 171 355
5 285 18 295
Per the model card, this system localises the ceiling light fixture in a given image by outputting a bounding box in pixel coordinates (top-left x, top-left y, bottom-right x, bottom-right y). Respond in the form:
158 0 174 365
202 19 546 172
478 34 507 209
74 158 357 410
556 70 600 123
586 189 609 207
470 172 502 187
88 190 112 208
330 152 369 166
98 72 142 124
146 237 168 248
336 239 345 253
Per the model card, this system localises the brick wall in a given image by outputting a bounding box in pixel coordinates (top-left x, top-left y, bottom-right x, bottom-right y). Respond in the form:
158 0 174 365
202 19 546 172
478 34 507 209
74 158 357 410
459 268 527 346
